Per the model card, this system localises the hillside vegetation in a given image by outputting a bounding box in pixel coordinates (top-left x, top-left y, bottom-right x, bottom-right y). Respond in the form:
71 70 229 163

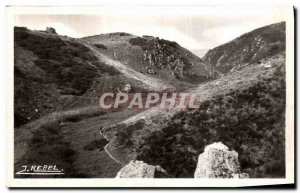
102 25 286 177
14 22 287 178
203 22 285 73
14 27 150 127
106 54 286 178
136 56 285 177
83 33 220 87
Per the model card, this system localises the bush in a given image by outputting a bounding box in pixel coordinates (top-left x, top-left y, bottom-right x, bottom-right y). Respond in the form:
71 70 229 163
114 120 145 148
64 111 106 123
94 43 107 49
14 113 28 128
128 37 147 47
83 139 108 151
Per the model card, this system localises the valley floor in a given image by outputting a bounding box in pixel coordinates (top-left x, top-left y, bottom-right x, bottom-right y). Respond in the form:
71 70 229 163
14 53 285 178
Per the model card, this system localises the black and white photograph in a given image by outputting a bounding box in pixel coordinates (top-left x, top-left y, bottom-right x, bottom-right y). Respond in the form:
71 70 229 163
5 5 295 188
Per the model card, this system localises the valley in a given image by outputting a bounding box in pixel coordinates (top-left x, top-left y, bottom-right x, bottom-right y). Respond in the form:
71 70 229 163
14 22 286 178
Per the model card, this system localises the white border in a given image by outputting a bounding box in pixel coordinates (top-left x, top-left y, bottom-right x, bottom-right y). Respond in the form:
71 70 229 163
5 6 295 188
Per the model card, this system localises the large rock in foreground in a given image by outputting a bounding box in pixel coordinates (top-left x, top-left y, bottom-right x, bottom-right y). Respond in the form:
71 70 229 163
116 160 168 178
194 142 249 178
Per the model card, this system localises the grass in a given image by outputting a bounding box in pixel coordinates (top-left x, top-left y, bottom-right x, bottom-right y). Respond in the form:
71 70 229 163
64 111 106 123
16 122 86 178
94 43 107 49
135 59 286 178
83 139 108 151
14 27 121 126
14 27 120 95
203 22 285 73
14 106 110 178
114 120 145 148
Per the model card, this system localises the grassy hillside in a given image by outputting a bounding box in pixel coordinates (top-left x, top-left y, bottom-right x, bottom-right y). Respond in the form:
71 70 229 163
83 33 220 87
14 105 141 178
105 53 286 178
14 27 151 127
137 64 285 177
203 22 285 73
14 22 287 178
14 27 163 177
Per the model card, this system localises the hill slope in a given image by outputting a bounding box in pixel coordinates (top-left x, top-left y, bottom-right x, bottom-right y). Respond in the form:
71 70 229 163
14 22 286 178
203 22 285 73
102 23 286 178
82 33 220 87
104 52 286 178
14 27 220 178
14 27 219 127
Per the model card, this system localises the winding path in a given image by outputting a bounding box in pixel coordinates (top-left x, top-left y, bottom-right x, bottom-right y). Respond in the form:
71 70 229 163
82 42 174 169
100 132 124 167
84 43 172 91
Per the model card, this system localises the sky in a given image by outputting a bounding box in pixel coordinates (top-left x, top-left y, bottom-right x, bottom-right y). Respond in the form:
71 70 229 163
14 7 286 56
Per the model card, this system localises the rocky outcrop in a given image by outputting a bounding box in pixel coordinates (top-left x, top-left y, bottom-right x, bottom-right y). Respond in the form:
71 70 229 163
116 160 168 178
128 36 218 82
194 142 249 178
46 27 57 34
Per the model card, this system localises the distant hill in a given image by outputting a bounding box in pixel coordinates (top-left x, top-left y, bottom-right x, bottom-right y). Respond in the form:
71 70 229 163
82 33 220 87
203 22 285 73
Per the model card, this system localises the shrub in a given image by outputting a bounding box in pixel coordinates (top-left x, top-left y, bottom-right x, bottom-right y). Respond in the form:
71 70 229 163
83 139 108 151
94 43 107 49
114 120 145 148
128 37 147 47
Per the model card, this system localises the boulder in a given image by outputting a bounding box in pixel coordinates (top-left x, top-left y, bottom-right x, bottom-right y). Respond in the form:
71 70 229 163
116 160 168 178
194 142 249 178
46 27 57 34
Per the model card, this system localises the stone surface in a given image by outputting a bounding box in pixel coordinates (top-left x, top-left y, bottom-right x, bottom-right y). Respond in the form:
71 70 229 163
46 27 57 34
116 160 168 178
194 142 249 178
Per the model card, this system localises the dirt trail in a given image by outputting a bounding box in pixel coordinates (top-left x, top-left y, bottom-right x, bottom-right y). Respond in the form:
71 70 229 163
84 43 172 91
100 132 124 167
